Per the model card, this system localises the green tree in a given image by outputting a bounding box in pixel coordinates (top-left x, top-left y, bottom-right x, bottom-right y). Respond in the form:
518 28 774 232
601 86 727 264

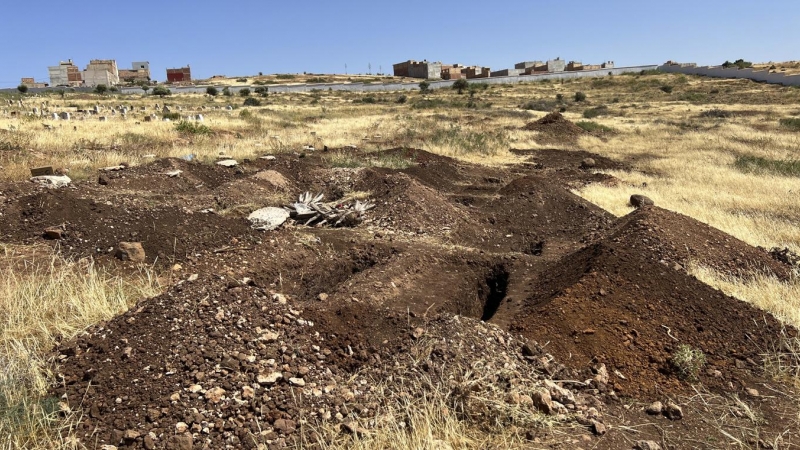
452 79 469 94
206 86 219 96
254 86 268 97
17 84 28 94
222 87 232 97
243 97 261 107
574 91 587 102
239 88 251 97
141 85 150 95
419 80 430 93
152 86 172 97
94 84 108 95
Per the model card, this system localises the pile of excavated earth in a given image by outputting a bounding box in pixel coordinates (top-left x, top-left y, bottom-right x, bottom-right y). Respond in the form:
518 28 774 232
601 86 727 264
1 138 798 449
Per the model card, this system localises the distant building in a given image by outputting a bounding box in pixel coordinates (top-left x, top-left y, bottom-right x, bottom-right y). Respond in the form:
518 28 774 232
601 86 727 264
20 77 48 88
566 61 584 71
441 64 465 80
167 66 192 83
83 59 120 87
601 61 615 69
393 60 442 79
48 60 82 87
547 58 566 73
119 61 151 84
392 60 414 77
490 69 524 77
514 61 542 70
409 60 442 79
465 66 491 79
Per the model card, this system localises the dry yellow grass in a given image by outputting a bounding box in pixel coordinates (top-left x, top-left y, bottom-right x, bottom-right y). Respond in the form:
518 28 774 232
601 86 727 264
0 245 161 448
1 72 799 448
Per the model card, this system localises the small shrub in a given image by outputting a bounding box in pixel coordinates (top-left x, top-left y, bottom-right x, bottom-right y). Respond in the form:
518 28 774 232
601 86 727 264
660 85 673 94
555 93 564 102
175 120 211 135
452 79 469 94
254 86 268 97
236 77 248 83
206 87 218 96
779 118 800 131
576 121 614 133
162 112 181 121
152 86 171 97
679 92 707 103
243 97 261 107
574 91 587 102
522 100 558 112
700 109 732 119
17 84 28 93
94 84 108 95
222 87 232 97
670 345 707 381
583 105 609 119
419 81 430 93
396 94 407 104
360 95 377 104
238 88 251 97
722 59 753 69
276 74 296 80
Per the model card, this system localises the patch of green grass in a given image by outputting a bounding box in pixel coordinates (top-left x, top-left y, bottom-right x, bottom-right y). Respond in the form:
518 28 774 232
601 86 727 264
412 98 448 109
779 118 800 131
428 124 508 155
175 121 212 135
734 155 800 177
582 105 610 119
679 92 708 103
575 121 614 133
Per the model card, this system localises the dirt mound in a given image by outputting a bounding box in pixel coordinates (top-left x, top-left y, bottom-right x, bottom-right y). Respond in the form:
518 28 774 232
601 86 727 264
0 189 255 265
104 158 240 193
0 146 793 448
370 147 466 191
523 112 587 144
53 272 602 449
610 206 793 280
509 237 793 400
473 175 615 257
354 168 477 237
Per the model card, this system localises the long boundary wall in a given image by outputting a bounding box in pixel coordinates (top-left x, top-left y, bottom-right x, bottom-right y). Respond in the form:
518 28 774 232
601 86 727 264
2 65 659 95
658 64 800 86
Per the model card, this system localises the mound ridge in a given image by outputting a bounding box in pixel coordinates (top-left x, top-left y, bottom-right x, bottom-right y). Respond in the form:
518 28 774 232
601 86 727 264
509 207 796 399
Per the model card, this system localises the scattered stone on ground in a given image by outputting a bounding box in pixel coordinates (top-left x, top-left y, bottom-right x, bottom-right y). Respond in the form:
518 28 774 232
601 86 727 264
630 194 654 208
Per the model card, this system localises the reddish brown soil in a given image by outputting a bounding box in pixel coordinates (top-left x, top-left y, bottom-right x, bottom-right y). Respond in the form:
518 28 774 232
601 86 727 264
523 112 588 144
1 147 797 449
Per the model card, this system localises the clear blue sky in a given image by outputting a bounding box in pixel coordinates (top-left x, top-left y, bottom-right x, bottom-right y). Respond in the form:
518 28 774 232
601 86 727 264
1 0 796 87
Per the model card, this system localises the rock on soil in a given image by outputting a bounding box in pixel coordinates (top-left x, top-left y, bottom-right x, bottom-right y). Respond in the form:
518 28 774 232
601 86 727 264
247 207 290 230
30 174 71 188
114 242 146 262
0 147 792 448
630 194 654 208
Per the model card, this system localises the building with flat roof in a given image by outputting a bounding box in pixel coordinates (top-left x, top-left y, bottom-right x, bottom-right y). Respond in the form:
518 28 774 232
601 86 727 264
119 61 151 84
167 66 192 83
48 60 82 87
83 59 120 87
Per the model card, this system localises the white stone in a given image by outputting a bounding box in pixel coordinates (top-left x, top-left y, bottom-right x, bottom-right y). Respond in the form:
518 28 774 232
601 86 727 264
216 159 238 167
30 175 71 188
248 207 289 231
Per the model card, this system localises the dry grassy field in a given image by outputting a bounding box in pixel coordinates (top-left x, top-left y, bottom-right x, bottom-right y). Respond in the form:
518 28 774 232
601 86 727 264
1 71 799 449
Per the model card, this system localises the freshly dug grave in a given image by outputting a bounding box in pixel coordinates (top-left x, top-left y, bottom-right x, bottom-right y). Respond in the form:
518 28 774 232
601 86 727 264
506 205 796 401
523 112 587 144
0 147 795 448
